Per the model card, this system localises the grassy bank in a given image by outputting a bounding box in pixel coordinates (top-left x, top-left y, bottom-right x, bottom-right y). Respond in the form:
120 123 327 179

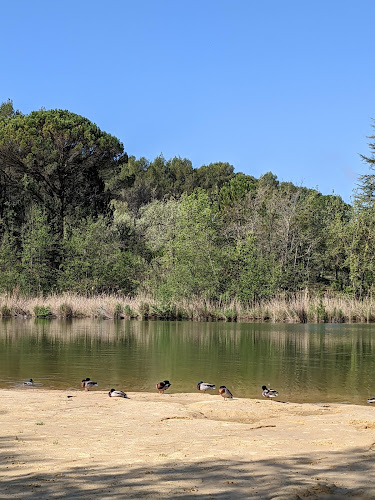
0 292 375 323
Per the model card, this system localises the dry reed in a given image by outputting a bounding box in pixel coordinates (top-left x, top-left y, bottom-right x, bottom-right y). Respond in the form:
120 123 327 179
0 292 375 323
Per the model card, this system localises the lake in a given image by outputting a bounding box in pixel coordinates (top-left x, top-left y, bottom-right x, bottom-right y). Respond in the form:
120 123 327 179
1 319 375 404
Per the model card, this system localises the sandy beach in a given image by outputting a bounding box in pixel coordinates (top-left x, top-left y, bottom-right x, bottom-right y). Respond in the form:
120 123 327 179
1 388 375 499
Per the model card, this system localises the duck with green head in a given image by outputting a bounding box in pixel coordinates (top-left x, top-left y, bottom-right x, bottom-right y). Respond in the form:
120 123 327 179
81 378 98 391
197 381 216 393
108 389 128 398
262 385 278 399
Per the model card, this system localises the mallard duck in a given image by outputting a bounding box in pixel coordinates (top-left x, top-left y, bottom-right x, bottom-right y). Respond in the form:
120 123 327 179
219 385 233 400
81 378 98 391
262 385 278 399
23 378 34 386
197 381 216 392
108 388 128 398
367 397 375 404
156 380 171 394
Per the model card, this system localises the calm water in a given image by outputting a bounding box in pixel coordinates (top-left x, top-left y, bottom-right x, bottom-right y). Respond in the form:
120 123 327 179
1 319 375 404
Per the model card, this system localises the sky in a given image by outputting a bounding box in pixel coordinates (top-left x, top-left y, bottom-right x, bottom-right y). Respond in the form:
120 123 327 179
2 0 375 203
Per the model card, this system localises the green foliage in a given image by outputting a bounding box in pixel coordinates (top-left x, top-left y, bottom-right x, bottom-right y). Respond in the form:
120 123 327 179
150 303 187 321
0 108 125 238
34 305 52 318
223 308 238 322
0 101 373 306
193 162 234 192
0 99 19 118
136 198 179 254
58 216 144 295
0 231 21 293
359 120 375 189
218 173 257 209
124 304 134 319
114 303 123 319
139 301 149 320
316 300 328 323
344 121 375 297
1 304 12 317
20 206 58 295
332 307 344 323
222 235 279 302
152 190 222 300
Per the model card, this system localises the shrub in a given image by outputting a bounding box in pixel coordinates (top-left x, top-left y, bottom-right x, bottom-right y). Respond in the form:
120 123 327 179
34 305 53 318
124 304 134 319
59 303 73 319
1 304 12 318
114 302 123 319
139 302 149 320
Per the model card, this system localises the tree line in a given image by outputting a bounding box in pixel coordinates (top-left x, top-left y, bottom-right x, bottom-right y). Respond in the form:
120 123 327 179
0 99 374 301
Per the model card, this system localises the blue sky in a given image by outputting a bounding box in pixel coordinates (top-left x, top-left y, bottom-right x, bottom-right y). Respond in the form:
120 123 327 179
2 1 375 202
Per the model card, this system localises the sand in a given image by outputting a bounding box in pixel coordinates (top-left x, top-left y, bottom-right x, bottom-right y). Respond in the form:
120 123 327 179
1 388 375 499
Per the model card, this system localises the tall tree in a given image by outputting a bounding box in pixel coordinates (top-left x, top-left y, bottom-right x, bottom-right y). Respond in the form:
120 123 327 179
0 109 126 239
0 99 20 118
58 216 144 295
20 205 58 294
151 190 221 300
359 119 375 204
346 125 375 297
0 231 21 293
193 162 234 192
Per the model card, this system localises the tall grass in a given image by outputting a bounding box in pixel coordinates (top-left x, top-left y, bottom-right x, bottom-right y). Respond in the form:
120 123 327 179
241 293 375 323
0 291 375 323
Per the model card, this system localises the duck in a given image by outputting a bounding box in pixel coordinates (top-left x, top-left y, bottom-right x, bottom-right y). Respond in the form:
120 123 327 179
108 388 128 398
197 381 216 393
23 378 34 386
367 397 375 404
262 385 278 399
81 378 98 391
219 385 233 400
156 380 171 394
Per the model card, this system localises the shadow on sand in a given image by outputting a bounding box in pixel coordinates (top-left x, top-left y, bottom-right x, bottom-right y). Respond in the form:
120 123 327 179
1 434 375 499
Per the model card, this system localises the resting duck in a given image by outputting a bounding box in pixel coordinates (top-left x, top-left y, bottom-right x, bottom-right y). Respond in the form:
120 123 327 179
219 385 233 400
23 378 34 386
197 381 216 392
156 380 171 394
108 388 128 398
367 397 375 404
81 378 98 391
262 385 278 399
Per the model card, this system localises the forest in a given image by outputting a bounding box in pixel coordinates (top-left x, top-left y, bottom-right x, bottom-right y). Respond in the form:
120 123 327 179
0 99 375 312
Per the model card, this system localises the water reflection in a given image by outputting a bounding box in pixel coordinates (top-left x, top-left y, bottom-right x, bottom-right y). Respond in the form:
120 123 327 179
0 319 375 404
